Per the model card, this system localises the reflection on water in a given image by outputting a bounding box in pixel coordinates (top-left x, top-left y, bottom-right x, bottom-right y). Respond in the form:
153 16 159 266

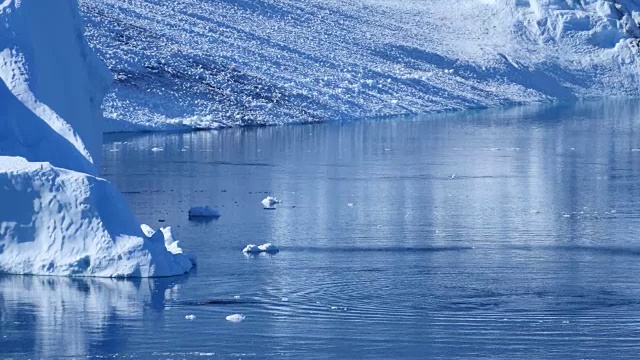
0 275 186 358
103 99 640 254
5 99 640 358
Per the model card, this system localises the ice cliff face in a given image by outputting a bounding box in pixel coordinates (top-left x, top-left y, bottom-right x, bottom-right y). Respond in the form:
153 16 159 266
0 0 109 174
80 0 640 131
0 0 193 277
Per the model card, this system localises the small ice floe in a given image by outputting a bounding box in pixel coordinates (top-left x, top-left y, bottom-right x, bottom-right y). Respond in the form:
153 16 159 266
261 196 281 209
242 243 279 255
243 244 261 254
151 147 164 152
141 223 156 237
226 314 246 323
185 314 196 320
188 206 221 220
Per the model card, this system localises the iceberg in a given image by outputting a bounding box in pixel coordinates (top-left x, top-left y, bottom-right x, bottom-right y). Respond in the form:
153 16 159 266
0 0 193 277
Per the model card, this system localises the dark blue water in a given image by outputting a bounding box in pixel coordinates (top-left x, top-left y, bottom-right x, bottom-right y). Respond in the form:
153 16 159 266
3 100 640 359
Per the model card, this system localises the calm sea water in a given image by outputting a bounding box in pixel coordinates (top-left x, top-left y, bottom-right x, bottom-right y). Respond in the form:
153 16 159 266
3 100 640 359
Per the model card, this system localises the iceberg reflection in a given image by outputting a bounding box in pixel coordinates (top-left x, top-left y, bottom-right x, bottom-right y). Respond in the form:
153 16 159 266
0 275 186 358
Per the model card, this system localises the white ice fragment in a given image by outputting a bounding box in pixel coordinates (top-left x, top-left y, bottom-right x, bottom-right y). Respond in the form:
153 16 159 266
243 243 279 254
140 224 156 237
261 196 281 208
226 314 246 323
188 206 221 219
242 244 261 254
258 243 279 254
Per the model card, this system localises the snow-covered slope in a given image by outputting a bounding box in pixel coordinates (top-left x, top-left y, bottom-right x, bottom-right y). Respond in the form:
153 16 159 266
80 0 640 131
0 0 193 277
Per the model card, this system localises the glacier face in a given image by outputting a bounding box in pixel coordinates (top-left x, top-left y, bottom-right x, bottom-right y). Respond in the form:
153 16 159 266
0 0 193 277
80 0 640 132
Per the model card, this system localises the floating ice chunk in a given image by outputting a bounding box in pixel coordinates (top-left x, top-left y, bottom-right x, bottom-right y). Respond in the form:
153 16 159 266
258 243 279 254
261 196 281 209
188 206 221 219
140 224 156 237
185 314 196 320
243 243 279 254
226 314 246 323
242 244 261 254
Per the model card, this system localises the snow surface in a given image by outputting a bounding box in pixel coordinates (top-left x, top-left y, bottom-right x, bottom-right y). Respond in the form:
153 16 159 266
79 0 640 131
0 0 194 277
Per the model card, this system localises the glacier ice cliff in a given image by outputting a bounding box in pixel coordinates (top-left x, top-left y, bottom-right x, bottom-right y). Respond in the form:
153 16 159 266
0 0 193 277
80 0 640 131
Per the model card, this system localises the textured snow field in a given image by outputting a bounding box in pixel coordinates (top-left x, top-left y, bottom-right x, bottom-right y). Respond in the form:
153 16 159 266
80 0 640 131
